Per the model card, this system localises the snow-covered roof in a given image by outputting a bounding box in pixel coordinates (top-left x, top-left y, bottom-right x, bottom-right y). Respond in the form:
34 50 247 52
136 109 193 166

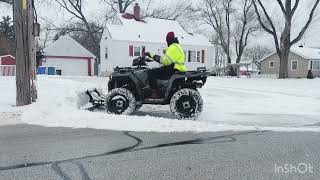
43 36 96 58
105 14 212 46
291 47 320 60
259 46 320 62
0 54 15 59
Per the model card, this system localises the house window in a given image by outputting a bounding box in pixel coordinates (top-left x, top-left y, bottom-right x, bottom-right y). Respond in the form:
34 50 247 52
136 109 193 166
310 60 320 70
105 47 108 59
134 47 141 56
291 60 298 70
269 61 275 68
197 51 201 62
188 51 197 62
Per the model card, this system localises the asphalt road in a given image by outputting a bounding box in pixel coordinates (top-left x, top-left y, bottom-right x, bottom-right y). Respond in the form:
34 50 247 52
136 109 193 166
0 125 319 180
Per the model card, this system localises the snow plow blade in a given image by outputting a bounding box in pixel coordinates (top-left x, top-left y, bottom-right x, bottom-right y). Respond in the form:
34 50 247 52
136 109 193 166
77 89 106 110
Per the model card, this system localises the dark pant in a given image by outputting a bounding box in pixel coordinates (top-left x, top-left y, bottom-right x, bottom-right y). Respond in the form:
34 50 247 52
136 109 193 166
148 64 176 89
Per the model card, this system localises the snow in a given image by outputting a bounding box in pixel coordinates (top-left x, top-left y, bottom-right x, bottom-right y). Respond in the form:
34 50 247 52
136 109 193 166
1 76 320 132
260 46 320 62
43 36 96 58
106 14 212 46
291 46 320 60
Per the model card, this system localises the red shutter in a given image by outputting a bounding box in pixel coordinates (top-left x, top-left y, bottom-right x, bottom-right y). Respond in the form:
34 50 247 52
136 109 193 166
142 46 146 57
201 50 205 63
129 45 134 57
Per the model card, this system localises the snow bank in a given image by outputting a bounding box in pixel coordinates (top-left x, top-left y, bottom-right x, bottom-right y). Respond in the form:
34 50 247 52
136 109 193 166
0 77 22 126
1 76 320 132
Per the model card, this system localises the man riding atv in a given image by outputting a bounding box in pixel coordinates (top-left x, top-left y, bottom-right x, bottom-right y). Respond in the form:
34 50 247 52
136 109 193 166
83 31 209 119
145 31 187 98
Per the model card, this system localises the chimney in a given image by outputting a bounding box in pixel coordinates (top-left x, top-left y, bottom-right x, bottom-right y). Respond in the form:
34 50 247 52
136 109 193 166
134 3 140 21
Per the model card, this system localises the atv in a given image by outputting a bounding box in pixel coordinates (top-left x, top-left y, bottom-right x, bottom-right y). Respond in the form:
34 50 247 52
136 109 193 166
85 56 209 119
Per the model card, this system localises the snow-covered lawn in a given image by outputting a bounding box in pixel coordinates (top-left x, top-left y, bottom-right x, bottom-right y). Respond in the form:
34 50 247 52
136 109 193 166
1 76 320 132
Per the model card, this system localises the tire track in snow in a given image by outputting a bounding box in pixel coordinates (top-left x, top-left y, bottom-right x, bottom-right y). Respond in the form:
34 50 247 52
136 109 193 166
212 86 318 99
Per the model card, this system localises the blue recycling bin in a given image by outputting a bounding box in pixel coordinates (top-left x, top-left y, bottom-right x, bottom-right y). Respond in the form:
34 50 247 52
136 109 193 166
37 66 46 75
47 67 56 75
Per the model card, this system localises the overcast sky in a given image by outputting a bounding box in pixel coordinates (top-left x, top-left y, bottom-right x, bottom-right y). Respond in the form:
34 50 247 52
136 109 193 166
0 0 320 48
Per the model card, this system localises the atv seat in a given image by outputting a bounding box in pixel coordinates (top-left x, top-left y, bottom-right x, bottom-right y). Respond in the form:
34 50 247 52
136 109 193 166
175 71 186 75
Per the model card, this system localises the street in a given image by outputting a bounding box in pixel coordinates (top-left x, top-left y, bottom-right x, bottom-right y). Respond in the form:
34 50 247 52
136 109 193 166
0 124 319 180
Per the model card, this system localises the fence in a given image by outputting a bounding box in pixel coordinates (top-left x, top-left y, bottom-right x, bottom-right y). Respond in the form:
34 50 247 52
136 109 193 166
0 65 16 76
251 74 279 79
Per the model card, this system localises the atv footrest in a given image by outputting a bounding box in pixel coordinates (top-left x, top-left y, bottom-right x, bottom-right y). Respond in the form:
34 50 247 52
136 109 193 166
144 99 165 104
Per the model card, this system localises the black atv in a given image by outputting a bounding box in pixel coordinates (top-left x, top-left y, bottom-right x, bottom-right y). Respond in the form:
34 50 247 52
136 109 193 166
85 56 209 119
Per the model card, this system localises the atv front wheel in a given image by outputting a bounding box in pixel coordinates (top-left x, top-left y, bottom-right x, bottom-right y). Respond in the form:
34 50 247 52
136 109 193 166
170 88 203 120
106 88 136 115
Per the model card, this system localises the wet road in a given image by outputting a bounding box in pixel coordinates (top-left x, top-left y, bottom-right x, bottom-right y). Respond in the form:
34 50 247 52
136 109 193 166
0 124 319 180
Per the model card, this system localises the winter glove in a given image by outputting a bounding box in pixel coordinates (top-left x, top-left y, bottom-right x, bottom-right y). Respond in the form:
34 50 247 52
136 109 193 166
153 55 161 63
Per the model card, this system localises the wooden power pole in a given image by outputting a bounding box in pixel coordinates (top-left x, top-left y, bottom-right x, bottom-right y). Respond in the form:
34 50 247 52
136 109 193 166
13 0 37 106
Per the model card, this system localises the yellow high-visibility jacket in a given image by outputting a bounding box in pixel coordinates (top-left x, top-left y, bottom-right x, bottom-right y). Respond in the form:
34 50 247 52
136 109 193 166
161 43 187 72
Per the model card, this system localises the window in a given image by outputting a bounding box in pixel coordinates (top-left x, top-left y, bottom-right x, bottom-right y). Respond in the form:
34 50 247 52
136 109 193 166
291 60 298 70
269 61 275 68
105 47 108 59
197 51 201 62
134 47 141 56
188 51 197 62
310 60 320 70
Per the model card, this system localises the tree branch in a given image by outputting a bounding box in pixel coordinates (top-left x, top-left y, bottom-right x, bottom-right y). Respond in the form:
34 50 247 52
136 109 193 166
290 0 320 46
292 0 300 13
0 0 11 4
275 0 286 14
253 0 280 55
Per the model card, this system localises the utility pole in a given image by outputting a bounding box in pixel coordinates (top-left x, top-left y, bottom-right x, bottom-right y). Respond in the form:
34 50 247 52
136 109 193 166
13 0 37 106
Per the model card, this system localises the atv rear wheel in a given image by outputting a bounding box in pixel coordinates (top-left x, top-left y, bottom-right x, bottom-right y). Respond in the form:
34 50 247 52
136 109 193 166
106 88 136 115
170 88 203 120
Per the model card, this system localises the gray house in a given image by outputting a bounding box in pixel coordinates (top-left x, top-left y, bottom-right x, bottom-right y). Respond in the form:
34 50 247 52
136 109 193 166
259 46 320 78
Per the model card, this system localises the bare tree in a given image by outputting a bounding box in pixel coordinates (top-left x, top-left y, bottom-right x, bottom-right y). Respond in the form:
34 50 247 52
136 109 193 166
212 35 227 76
53 0 100 52
102 0 135 13
245 45 272 70
52 21 103 57
253 0 320 78
233 0 259 63
200 0 233 65
143 0 193 21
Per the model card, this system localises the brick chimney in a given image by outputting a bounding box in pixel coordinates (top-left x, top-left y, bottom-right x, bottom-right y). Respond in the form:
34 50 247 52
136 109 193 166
134 3 140 21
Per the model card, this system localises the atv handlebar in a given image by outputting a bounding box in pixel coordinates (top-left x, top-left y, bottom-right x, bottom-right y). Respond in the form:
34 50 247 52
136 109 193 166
132 56 154 67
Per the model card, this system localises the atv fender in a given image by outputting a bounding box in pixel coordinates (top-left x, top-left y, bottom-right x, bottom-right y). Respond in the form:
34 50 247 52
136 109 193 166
108 73 144 101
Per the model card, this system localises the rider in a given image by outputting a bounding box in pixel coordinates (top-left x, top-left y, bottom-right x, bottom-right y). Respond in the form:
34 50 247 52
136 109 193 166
145 32 187 96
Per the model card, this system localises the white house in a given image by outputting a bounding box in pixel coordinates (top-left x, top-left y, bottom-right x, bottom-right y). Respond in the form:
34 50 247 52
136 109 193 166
42 36 96 76
99 4 213 76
